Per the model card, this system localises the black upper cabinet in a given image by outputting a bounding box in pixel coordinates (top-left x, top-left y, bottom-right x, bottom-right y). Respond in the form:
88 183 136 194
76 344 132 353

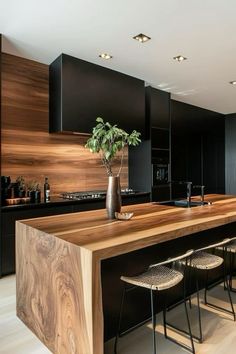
146 86 170 129
49 54 145 136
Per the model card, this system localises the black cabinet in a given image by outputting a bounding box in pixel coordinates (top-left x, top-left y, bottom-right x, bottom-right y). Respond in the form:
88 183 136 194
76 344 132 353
147 87 171 201
171 100 225 196
146 86 170 129
129 87 171 202
225 114 236 195
0 194 150 277
49 54 145 136
0 205 73 277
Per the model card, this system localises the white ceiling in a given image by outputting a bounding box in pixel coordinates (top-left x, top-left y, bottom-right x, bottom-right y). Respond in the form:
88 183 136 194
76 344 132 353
1 0 236 114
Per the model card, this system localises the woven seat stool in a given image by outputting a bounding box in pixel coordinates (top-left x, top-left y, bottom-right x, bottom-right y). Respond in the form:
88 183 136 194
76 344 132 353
220 237 236 292
114 250 195 354
183 239 235 343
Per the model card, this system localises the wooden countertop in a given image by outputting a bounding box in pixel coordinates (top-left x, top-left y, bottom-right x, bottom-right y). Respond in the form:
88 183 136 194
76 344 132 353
20 194 236 259
16 194 236 354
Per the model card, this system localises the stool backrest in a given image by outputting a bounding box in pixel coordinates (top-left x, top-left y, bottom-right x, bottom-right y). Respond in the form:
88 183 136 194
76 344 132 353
193 238 231 254
228 236 236 243
149 249 194 269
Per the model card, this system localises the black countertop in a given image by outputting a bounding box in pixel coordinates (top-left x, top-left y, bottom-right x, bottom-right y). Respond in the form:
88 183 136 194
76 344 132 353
1 192 150 212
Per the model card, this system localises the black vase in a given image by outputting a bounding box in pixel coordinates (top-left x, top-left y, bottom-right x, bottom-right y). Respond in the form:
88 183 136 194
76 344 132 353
106 176 121 219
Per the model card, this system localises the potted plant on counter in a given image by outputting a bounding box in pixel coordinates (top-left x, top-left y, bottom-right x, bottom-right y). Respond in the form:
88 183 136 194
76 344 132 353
85 117 141 219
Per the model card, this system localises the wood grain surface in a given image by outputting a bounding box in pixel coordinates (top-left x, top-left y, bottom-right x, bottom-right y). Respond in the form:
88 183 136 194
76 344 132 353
1 53 128 195
20 194 236 258
16 194 236 354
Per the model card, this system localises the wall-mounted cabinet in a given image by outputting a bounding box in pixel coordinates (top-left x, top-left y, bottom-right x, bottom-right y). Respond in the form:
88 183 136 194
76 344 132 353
49 54 145 136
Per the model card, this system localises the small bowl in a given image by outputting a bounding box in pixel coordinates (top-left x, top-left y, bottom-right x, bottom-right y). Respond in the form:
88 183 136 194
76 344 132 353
115 212 134 220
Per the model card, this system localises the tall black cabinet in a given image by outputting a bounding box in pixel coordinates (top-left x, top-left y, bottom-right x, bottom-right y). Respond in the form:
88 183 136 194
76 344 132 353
171 100 225 196
225 114 236 195
129 86 171 201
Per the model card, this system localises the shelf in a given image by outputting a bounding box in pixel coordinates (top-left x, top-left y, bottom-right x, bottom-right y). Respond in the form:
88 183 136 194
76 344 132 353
152 148 169 151
151 126 169 131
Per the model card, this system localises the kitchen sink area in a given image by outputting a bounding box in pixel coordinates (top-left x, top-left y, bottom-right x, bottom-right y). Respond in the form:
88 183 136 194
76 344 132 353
157 199 212 208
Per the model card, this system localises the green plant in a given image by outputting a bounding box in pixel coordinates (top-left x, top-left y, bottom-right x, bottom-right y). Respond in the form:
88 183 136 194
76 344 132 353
16 176 25 190
85 117 141 176
27 180 40 192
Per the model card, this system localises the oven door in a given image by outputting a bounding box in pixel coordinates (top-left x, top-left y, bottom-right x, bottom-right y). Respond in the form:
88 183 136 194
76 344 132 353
152 164 169 185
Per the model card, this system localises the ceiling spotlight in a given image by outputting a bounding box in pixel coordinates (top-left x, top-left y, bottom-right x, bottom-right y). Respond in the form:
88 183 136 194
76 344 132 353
99 53 113 60
229 81 236 85
173 55 187 62
133 33 151 43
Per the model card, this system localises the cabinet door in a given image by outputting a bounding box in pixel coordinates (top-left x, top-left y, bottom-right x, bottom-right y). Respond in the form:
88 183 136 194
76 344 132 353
171 99 224 194
50 54 145 135
203 132 225 194
152 185 170 201
146 86 170 129
1 205 73 276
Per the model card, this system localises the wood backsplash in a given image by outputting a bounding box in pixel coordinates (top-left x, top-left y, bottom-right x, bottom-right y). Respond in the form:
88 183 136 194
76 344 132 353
1 53 128 195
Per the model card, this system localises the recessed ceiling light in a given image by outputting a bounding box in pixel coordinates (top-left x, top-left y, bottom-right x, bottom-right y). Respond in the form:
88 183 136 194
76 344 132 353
99 53 113 60
229 80 236 85
173 55 187 62
133 33 151 43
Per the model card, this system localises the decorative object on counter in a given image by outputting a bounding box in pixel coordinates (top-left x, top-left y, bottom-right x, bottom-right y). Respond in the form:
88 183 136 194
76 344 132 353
1 176 11 204
44 177 50 202
85 117 141 219
27 180 41 203
115 212 134 220
16 176 26 197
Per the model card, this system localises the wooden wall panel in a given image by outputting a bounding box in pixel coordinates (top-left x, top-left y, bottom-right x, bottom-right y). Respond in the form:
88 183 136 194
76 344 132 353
1 53 128 195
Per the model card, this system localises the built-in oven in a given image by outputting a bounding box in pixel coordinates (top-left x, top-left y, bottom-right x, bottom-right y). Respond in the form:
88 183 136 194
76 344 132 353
152 164 169 185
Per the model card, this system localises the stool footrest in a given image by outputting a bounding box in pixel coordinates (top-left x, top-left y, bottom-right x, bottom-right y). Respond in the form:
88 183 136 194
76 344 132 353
165 321 202 343
205 300 236 320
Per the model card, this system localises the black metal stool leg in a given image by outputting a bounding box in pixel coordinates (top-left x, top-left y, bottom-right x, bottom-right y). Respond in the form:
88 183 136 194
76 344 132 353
225 273 236 321
196 275 203 343
114 285 126 354
162 277 196 353
229 251 236 292
150 289 157 354
204 270 209 305
184 271 195 354
163 291 167 339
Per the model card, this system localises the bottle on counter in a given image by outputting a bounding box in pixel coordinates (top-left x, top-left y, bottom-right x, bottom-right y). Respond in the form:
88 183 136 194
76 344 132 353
44 177 50 202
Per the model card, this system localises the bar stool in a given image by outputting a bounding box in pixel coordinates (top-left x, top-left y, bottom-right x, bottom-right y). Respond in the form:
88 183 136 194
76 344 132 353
182 238 235 343
114 250 195 354
221 236 236 292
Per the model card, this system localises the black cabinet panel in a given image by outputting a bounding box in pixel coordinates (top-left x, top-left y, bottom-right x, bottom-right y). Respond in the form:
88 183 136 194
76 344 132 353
171 100 225 194
146 87 170 129
152 185 170 201
1 234 15 276
225 114 236 194
203 131 225 194
50 54 145 136
0 196 149 277
130 86 171 199
151 128 169 149
1 205 73 276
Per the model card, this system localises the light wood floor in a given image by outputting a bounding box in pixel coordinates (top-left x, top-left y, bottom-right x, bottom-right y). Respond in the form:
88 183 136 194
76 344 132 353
1 275 236 354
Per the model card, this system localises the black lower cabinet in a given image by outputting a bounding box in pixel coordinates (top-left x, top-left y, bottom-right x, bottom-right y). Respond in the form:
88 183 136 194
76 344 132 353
1 234 15 275
152 185 170 201
0 205 73 277
0 194 150 277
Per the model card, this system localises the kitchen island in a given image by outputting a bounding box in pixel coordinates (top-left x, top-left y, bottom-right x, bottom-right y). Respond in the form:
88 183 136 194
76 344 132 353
16 194 236 354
